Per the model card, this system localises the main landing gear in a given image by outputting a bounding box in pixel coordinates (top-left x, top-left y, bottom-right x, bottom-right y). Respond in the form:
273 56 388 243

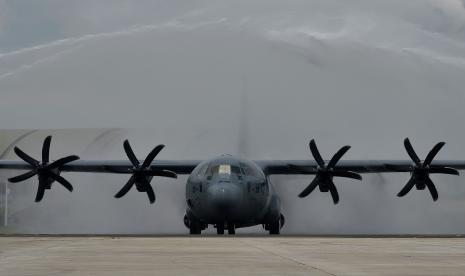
264 214 285 235
268 219 280 235
189 220 202 235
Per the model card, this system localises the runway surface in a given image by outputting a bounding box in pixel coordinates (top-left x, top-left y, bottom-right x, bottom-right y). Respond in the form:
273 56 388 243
1 236 464 275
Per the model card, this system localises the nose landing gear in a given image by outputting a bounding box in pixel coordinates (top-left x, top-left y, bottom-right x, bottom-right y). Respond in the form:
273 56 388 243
216 224 225 235
215 222 235 235
227 223 236 235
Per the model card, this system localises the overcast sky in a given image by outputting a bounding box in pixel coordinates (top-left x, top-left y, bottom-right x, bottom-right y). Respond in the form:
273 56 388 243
1 0 465 52
1 0 465 234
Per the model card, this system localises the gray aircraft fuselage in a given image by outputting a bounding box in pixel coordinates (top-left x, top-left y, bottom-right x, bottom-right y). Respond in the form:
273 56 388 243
184 155 283 234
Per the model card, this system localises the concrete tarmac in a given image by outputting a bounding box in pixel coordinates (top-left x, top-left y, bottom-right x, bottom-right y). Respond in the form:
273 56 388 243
0 236 464 275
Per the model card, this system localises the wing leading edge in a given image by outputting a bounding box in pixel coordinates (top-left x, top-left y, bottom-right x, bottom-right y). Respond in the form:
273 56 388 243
256 159 465 175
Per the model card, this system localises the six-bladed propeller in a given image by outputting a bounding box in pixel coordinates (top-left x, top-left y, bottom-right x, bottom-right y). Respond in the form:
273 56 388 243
105 140 177 204
289 139 362 204
8 136 80 202
387 138 459 201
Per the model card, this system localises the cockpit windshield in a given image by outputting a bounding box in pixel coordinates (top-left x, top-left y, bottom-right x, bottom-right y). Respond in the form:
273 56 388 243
206 164 242 177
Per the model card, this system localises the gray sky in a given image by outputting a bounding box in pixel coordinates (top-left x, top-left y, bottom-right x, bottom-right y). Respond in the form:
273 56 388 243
1 0 465 234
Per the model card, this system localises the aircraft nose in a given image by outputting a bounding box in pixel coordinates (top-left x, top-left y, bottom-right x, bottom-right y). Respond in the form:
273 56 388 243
207 182 242 211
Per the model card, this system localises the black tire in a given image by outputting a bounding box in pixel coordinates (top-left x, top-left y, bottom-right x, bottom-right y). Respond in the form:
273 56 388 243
227 223 236 235
189 220 202 235
269 220 280 235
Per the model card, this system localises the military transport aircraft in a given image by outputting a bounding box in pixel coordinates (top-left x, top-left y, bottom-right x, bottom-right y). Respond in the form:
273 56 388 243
0 136 464 235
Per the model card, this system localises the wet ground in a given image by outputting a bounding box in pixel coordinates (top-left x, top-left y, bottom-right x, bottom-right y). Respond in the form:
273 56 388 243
0 236 464 275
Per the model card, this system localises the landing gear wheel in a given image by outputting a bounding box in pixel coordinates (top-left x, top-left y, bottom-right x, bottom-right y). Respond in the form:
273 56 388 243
227 223 236 235
189 220 202 235
216 225 225 235
269 220 280 235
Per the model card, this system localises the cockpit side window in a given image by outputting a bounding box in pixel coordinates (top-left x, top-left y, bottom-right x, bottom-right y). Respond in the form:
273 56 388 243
196 163 209 177
240 162 262 178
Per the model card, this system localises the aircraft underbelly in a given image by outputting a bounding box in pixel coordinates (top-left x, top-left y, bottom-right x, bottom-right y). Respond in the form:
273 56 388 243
187 187 270 224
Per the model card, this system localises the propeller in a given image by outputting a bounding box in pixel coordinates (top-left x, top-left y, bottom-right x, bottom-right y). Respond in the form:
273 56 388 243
388 138 459 201
8 136 79 202
289 139 362 204
105 140 177 204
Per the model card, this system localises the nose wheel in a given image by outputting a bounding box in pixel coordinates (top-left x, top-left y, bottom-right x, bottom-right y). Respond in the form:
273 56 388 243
216 224 225 235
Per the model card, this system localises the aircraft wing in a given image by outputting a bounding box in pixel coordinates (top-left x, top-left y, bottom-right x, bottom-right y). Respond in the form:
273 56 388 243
1 136 463 203
0 159 201 204
256 159 465 203
0 159 201 174
254 138 465 203
256 160 465 174
0 136 202 203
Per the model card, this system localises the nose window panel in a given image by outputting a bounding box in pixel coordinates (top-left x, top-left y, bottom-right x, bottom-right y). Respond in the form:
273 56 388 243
218 165 231 175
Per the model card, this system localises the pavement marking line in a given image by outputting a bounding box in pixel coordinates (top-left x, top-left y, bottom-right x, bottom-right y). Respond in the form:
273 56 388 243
239 238 337 276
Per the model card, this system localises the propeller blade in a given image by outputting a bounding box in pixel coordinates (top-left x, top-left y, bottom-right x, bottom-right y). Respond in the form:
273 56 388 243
123 140 140 167
429 167 460 175
309 139 325 167
48 172 73 192
35 185 46 202
425 177 438 201
332 171 362 180
47 155 80 170
397 178 416 197
142 145 165 169
140 177 156 204
298 178 319 198
327 146 351 169
14 147 39 166
147 169 178 178
404 138 421 166
42 136 52 163
328 181 339 204
114 175 136 198
8 170 38 183
424 142 446 166
35 176 47 202
104 166 132 174
146 185 156 204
